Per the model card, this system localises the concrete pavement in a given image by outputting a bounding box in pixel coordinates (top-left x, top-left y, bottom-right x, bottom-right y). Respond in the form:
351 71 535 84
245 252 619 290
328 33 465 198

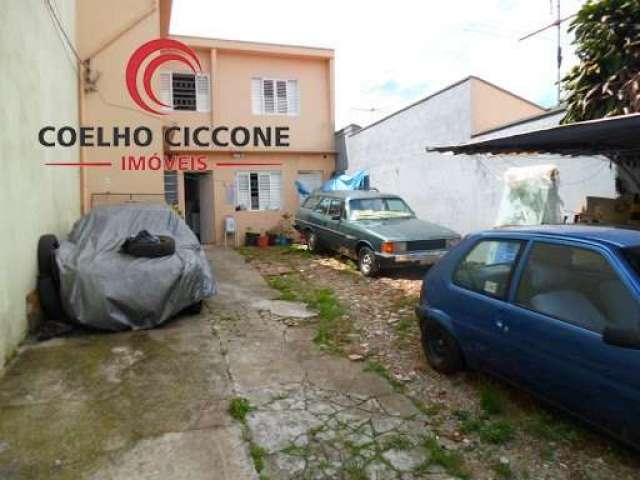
0 247 448 479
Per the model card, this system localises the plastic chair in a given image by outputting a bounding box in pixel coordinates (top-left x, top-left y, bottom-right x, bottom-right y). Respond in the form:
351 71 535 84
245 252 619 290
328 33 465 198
224 215 238 248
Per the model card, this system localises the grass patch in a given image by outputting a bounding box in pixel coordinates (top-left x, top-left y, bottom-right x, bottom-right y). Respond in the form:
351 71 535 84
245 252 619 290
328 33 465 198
419 435 469 479
480 383 507 415
522 411 580 443
461 417 516 445
492 460 514 479
363 361 405 392
265 273 350 353
228 397 253 423
250 444 267 473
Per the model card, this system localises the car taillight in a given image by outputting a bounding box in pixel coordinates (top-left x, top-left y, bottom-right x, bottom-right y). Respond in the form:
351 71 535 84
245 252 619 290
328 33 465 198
381 242 394 254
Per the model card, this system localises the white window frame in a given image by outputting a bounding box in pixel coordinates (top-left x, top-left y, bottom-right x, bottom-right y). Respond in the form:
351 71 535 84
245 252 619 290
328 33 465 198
159 71 211 113
235 171 282 211
251 77 299 116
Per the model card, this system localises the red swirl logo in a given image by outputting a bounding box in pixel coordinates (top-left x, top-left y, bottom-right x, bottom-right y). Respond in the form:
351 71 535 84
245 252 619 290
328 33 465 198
125 38 202 115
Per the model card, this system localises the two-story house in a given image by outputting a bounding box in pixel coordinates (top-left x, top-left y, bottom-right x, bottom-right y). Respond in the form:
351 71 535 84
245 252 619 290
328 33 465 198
77 0 335 244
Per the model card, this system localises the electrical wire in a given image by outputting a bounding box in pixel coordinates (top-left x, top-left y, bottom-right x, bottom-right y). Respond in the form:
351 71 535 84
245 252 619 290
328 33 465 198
44 0 82 64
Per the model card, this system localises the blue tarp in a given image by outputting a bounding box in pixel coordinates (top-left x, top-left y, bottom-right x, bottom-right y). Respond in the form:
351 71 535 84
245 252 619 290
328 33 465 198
321 170 368 192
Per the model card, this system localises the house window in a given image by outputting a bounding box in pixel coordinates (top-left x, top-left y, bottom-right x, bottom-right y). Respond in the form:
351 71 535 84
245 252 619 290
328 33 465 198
164 170 178 206
158 72 210 112
252 78 299 115
236 171 282 211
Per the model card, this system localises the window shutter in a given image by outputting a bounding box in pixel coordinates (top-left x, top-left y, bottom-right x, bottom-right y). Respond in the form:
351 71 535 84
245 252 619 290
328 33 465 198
195 74 210 112
251 78 263 114
269 172 282 209
262 79 275 114
258 173 271 210
159 72 173 111
236 173 250 209
286 80 299 115
276 80 288 114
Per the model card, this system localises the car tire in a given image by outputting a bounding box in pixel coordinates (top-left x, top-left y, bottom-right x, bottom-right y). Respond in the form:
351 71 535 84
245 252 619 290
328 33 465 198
183 301 203 315
38 234 59 276
307 231 322 254
358 246 380 277
37 275 66 321
124 235 175 258
421 320 464 374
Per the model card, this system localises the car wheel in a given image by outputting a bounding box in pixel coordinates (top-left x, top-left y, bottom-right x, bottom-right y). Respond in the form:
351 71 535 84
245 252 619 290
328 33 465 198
421 320 464 374
307 231 322 254
37 234 59 277
37 275 66 321
123 235 175 258
358 247 379 277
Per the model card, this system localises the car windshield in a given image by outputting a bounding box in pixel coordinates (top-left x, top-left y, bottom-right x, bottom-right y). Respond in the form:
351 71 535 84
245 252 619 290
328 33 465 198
622 246 640 277
349 197 414 220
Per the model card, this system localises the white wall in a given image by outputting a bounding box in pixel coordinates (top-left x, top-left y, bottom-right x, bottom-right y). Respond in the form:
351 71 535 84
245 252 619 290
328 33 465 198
346 80 473 231
0 0 80 367
344 89 616 235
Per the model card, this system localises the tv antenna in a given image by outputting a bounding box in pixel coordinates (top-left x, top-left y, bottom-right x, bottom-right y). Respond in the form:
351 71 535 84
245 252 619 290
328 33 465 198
519 0 577 105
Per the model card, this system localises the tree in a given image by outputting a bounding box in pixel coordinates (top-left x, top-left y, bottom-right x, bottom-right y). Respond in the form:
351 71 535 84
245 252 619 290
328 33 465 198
562 0 640 124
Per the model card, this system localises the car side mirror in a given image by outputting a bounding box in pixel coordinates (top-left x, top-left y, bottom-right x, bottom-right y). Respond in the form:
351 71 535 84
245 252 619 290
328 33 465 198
602 326 640 349
331 215 341 221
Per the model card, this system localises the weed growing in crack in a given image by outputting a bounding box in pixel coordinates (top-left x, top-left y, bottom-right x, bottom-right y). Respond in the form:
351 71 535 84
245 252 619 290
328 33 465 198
342 458 368 480
382 434 414 451
250 444 267 473
228 397 253 423
363 361 405 393
418 435 469 479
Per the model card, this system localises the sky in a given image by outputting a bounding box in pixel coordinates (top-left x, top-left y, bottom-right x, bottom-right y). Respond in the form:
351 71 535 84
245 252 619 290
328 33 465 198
170 0 587 129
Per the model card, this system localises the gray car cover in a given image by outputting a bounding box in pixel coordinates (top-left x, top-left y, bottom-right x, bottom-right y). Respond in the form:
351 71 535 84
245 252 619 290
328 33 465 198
56 204 216 331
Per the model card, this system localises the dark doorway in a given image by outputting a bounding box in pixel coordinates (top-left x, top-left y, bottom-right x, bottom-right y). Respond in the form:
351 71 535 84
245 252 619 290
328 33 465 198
184 172 214 243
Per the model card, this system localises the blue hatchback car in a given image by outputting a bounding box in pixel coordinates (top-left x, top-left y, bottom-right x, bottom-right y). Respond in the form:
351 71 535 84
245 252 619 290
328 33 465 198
415 225 640 448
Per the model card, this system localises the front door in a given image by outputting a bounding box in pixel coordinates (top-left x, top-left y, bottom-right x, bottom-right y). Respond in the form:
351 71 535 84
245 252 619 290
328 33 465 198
448 239 525 376
503 241 640 444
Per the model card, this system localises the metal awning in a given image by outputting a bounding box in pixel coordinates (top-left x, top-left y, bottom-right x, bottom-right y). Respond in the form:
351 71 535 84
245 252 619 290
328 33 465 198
427 113 640 157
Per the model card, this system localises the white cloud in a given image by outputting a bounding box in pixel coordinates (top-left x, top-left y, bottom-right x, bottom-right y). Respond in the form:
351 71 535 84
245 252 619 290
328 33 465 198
170 0 587 129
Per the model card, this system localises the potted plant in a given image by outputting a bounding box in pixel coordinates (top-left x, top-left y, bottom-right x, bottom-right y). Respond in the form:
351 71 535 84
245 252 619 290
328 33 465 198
266 226 279 246
257 230 269 248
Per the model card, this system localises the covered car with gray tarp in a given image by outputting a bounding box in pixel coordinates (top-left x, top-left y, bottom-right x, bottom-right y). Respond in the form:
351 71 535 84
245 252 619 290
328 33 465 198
55 204 216 331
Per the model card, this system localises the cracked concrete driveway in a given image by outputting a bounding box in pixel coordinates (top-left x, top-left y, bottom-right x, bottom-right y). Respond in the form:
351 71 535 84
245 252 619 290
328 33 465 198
0 247 448 479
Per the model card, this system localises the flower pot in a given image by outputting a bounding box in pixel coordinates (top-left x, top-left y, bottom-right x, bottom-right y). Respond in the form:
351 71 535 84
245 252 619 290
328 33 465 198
257 235 269 248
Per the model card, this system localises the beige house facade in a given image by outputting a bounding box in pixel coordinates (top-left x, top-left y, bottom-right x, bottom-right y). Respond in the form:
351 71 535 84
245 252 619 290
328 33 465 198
76 0 336 245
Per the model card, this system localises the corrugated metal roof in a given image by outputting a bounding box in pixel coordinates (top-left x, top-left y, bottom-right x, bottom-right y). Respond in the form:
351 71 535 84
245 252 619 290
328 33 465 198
427 113 640 156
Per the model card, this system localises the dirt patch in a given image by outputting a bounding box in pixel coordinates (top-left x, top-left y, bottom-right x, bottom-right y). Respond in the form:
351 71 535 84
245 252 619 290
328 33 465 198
240 245 640 480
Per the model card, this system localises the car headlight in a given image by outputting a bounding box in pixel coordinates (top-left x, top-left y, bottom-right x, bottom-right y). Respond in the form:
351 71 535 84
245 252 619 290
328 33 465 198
381 241 407 254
